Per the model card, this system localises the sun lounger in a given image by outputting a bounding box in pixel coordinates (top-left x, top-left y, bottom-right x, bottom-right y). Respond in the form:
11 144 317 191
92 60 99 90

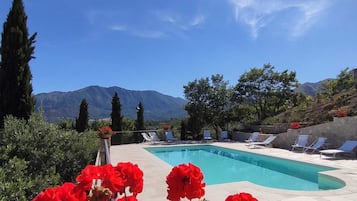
203 130 212 140
320 140 357 158
248 135 277 148
148 131 160 141
303 137 327 154
291 134 309 151
141 132 152 143
245 132 260 143
165 131 177 142
220 131 228 141
141 132 160 144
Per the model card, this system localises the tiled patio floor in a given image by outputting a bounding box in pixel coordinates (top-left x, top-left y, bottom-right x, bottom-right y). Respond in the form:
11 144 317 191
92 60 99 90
111 142 357 201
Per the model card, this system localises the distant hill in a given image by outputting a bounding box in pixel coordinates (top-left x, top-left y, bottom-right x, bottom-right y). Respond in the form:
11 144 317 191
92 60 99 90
35 86 188 122
295 79 332 97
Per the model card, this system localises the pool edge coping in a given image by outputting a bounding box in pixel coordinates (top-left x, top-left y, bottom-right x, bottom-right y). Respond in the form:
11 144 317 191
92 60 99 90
111 142 357 201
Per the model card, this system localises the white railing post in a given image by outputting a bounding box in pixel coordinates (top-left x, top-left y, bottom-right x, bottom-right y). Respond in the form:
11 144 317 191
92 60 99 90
97 138 111 166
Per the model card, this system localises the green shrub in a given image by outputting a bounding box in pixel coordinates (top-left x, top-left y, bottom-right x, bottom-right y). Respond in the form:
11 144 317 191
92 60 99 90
262 116 280 125
0 113 98 200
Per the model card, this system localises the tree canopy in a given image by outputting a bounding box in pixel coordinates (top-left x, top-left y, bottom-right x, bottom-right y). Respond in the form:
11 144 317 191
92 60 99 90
233 64 299 121
183 64 301 135
0 0 36 127
322 67 355 98
183 74 231 137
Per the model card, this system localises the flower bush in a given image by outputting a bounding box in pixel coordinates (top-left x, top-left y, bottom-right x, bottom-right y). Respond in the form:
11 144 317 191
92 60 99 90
335 108 348 117
33 162 258 201
33 162 143 201
289 122 300 129
162 124 171 131
98 126 114 139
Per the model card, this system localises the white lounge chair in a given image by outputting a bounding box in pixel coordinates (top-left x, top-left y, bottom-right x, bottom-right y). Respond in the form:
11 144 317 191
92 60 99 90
203 130 212 140
320 140 357 158
165 131 177 142
141 132 160 144
148 131 160 142
141 132 152 143
248 135 277 148
303 137 327 154
245 132 260 143
291 134 309 151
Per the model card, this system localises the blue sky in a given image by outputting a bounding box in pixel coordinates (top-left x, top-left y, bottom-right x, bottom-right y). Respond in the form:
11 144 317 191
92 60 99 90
1 0 356 98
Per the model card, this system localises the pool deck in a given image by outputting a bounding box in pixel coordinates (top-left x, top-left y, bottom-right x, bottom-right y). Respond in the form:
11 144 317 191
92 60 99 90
110 142 357 201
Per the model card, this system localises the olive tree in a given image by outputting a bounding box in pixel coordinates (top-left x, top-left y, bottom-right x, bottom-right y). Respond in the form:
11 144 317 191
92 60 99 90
184 74 231 139
233 64 299 122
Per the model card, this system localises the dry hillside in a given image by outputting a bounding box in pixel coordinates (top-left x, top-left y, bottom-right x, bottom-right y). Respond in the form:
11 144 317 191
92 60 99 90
273 87 357 128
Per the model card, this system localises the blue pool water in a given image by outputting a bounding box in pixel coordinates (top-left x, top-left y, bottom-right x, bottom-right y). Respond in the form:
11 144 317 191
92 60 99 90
145 145 345 191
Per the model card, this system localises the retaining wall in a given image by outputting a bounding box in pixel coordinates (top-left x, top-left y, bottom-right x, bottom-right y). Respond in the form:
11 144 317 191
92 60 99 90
274 116 357 150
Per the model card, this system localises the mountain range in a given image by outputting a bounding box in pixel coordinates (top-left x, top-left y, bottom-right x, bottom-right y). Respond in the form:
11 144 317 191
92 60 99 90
35 80 328 122
294 79 330 97
35 86 188 122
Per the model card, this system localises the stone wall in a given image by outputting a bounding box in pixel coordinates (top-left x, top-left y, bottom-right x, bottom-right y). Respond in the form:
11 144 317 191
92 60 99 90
273 116 357 150
232 131 275 142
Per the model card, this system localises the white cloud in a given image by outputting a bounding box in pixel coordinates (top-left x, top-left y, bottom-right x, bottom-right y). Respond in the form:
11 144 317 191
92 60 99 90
132 30 166 39
109 24 127 31
84 8 206 40
155 11 179 25
229 0 331 39
190 15 205 27
155 10 206 31
291 1 329 37
110 24 166 39
157 12 177 24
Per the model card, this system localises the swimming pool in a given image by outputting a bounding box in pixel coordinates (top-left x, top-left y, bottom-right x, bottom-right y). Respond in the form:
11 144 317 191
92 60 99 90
145 145 345 191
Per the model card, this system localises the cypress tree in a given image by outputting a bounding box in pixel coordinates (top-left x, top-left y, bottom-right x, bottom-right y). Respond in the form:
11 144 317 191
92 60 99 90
135 102 145 131
111 92 122 131
76 99 88 132
0 0 37 127
135 102 145 143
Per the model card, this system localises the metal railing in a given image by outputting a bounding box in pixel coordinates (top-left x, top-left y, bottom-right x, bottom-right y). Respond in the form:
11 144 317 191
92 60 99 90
94 129 168 165
95 138 111 166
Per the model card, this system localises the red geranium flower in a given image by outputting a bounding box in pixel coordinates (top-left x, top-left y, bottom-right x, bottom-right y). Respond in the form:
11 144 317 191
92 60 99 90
76 165 103 191
336 108 348 117
162 124 170 130
290 122 300 129
116 195 138 201
100 164 125 194
114 162 144 196
76 164 125 195
166 163 205 201
32 186 58 201
32 182 86 201
98 126 114 138
225 192 258 201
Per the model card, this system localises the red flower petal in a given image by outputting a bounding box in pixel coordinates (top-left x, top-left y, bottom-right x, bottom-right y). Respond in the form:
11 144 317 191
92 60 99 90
225 193 258 201
166 163 205 201
76 165 102 191
100 164 125 193
32 182 86 201
115 162 144 196
116 195 138 201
